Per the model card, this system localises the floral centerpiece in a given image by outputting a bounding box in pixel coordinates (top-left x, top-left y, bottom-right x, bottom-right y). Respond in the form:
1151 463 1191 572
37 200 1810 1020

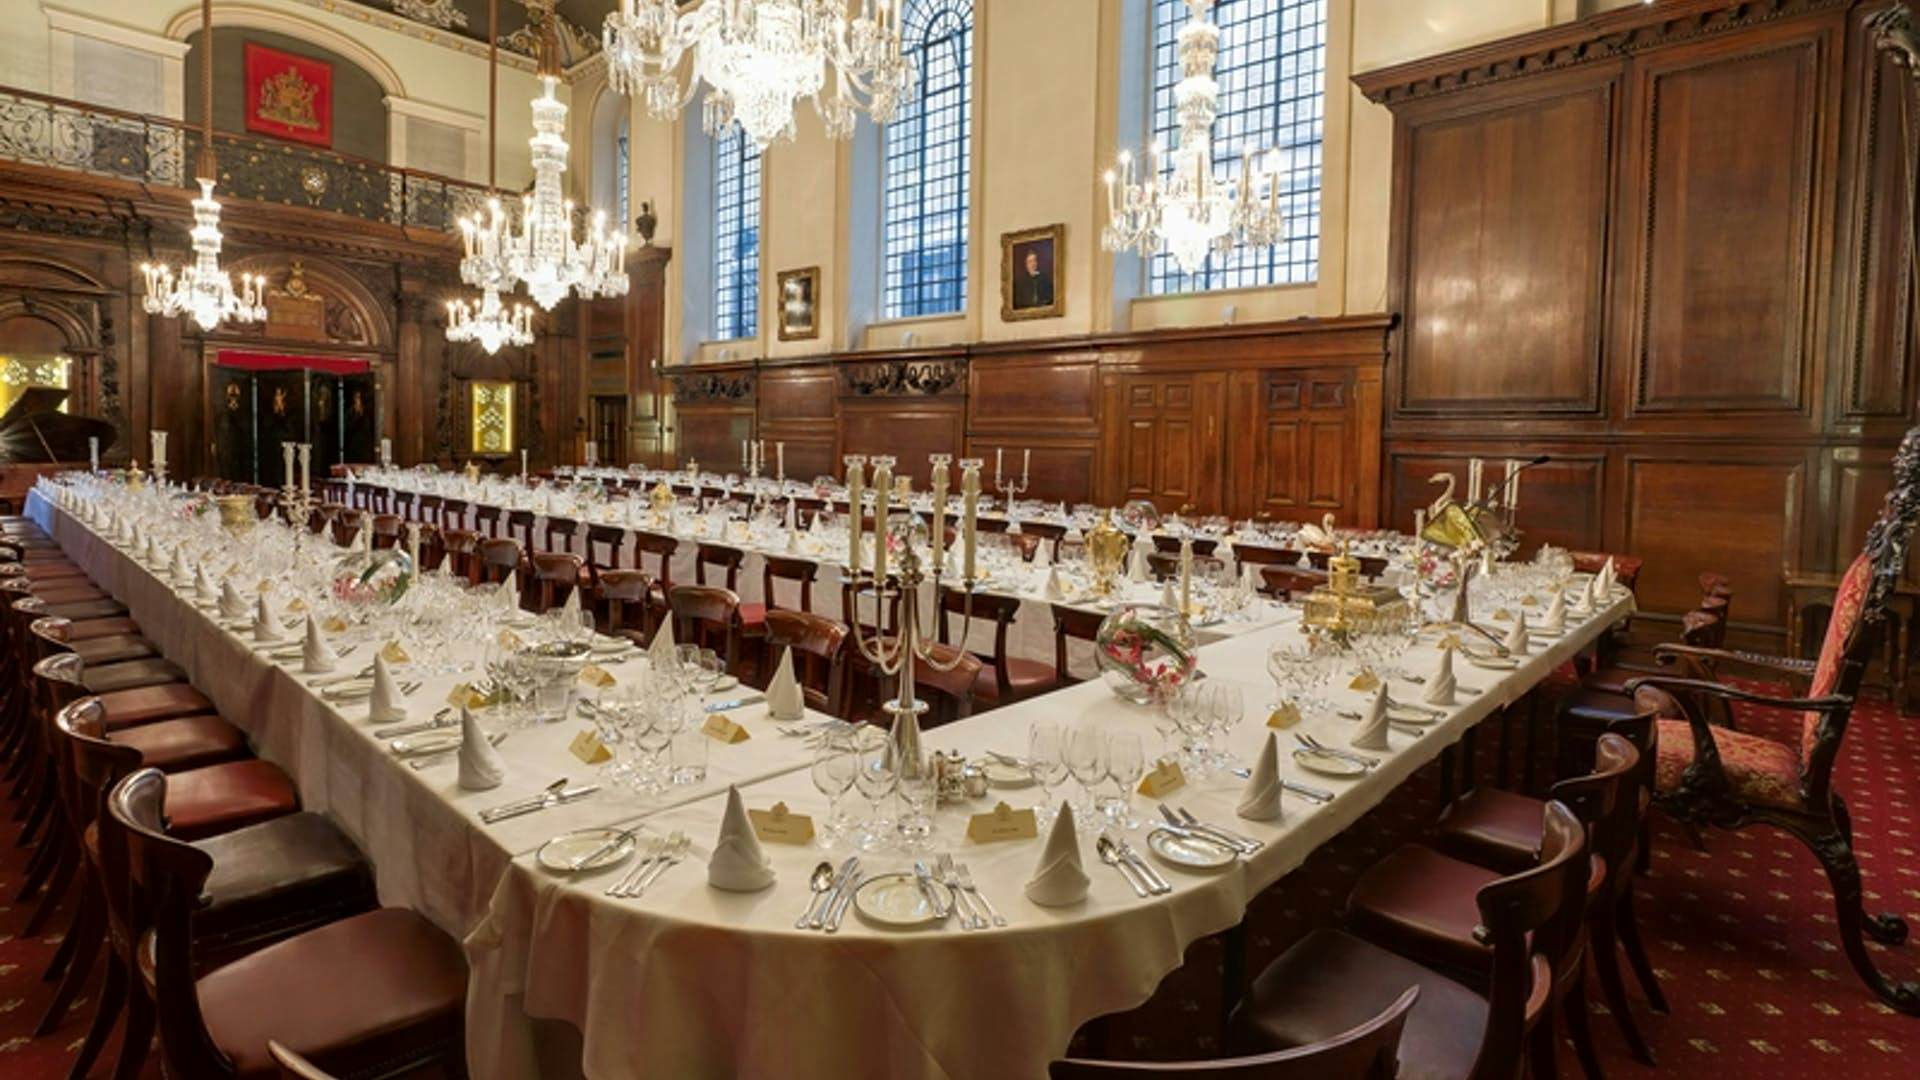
331 547 414 609
1095 603 1198 705
174 492 213 521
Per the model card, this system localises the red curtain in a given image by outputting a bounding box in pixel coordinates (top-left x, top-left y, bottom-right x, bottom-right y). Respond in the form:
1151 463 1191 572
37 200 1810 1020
215 350 368 376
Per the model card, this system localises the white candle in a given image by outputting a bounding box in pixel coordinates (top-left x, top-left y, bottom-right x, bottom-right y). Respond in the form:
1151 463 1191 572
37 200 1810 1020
776 442 785 480
406 522 421 568
298 444 311 493
283 442 296 488
88 437 99 472
1179 535 1193 616
742 439 750 472
520 449 528 479
380 437 391 466
586 441 597 467
1414 508 1426 539
872 457 893 582
1022 448 1031 486
929 456 950 569
1505 459 1522 513
995 447 1004 481
1467 459 1483 505
846 458 866 575
961 461 981 581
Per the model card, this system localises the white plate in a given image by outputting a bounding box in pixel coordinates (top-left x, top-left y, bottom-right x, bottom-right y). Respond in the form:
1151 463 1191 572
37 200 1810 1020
709 674 740 693
1387 707 1440 727
1292 748 1368 778
537 828 636 874
1146 827 1237 871
853 873 950 929
982 760 1036 789
1462 652 1519 670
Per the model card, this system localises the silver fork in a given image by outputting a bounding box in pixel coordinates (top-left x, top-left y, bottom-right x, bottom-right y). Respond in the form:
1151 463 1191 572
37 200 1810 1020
935 853 983 930
1297 732 1378 769
953 860 1006 928
623 832 688 898
607 836 664 896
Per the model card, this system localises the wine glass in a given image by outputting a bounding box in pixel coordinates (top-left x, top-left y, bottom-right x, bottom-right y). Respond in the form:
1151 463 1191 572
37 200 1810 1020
1104 731 1145 829
1065 726 1106 825
1206 683 1244 770
810 734 858 847
896 757 937 851
853 732 897 852
1027 722 1069 823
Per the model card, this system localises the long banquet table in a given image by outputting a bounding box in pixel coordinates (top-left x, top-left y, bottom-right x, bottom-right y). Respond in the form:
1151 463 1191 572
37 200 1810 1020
27 482 1632 1080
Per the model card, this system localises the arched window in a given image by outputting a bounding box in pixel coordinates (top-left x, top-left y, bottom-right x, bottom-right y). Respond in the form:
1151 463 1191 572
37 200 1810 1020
616 114 631 227
882 0 973 320
712 125 761 340
1149 0 1325 294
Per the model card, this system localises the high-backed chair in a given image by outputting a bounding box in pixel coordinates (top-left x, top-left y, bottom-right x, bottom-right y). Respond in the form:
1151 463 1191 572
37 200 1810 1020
936 588 1058 710
1053 988 1416 1079
108 769 469 1080
529 552 585 614
438 528 481 582
668 585 743 674
913 642 983 729
763 609 850 718
370 514 404 550
762 554 821 615
477 538 523 589
1051 604 1106 686
470 503 502 539
595 570 652 645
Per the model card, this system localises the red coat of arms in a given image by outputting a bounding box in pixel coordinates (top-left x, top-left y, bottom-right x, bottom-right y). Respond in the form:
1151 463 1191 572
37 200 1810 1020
244 43 332 148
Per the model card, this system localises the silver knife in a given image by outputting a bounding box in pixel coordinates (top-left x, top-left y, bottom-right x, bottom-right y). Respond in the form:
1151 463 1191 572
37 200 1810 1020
1158 806 1256 853
480 785 601 824
1174 807 1264 852
705 695 766 713
809 856 858 930
1281 780 1336 804
1119 840 1171 894
825 872 864 933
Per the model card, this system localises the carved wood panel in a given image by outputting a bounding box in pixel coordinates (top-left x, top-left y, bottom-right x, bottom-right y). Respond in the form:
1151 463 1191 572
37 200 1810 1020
1108 371 1226 514
758 362 839 482
1624 455 1804 621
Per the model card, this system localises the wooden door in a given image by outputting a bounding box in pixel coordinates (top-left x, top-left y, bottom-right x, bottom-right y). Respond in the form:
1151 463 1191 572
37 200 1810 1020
1249 368 1358 525
592 395 629 467
210 365 253 483
1110 372 1226 515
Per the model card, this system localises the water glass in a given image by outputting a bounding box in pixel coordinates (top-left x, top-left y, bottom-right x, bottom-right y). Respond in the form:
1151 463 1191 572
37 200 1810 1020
853 732 898 852
1103 732 1145 829
668 727 708 786
810 735 858 846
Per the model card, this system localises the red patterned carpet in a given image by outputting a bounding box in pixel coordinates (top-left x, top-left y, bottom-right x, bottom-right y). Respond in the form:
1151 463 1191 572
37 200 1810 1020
1 681 1915 1077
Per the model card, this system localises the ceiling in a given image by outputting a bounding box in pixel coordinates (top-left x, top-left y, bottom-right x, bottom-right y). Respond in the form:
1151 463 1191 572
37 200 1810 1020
377 1 620 65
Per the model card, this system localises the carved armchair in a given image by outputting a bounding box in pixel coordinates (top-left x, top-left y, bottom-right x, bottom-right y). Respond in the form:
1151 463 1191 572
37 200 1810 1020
1626 425 1920 1015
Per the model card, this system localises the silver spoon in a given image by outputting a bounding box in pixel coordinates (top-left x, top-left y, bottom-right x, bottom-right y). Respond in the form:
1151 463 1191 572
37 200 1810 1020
1095 833 1149 897
794 861 837 929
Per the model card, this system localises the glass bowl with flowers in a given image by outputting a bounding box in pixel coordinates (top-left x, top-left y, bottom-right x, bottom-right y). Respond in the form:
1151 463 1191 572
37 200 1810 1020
1094 603 1199 705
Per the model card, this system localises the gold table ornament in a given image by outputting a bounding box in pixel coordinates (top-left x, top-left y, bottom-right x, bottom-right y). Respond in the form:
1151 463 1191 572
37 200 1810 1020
1085 511 1129 595
1300 542 1406 645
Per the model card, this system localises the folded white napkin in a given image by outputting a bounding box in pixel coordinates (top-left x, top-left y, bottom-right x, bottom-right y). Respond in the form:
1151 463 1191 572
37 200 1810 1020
1599 557 1617 595
195 565 219 606
369 654 407 724
252 594 286 644
301 614 340 674
1351 687 1391 751
219 580 250 620
709 785 776 892
1237 733 1284 822
766 646 804 722
1542 590 1566 634
1127 542 1150 583
1025 801 1091 906
499 570 520 611
1241 564 1263 593
129 522 143 552
648 617 677 668
808 512 824 536
456 707 506 791
559 585 581 626
1503 611 1530 655
1480 546 1497 579
171 546 193 585
1422 647 1458 707
1034 538 1053 569
786 527 802 553
1043 566 1067 601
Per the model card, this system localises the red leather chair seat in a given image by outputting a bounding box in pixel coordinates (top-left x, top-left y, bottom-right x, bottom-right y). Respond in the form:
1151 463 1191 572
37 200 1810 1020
163 760 299 841
30 585 110 604
970 656 1060 706
1432 787 1546 876
1561 686 1639 725
194 813 377 958
69 633 158 666
1582 663 1659 698
1231 928 1487 1080
1344 845 1499 978
65 616 142 640
42 598 130 620
196 908 467 1080
81 657 187 695
96 683 216 729
112 715 250 772
19 563 88 579
738 602 767 629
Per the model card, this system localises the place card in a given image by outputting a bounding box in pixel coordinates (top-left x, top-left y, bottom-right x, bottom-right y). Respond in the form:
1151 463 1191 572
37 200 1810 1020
320 615 350 634
1348 668 1381 693
1138 759 1187 799
567 728 612 765
381 640 411 664
496 628 525 651
701 712 750 743
577 663 617 689
1491 608 1513 622
1520 593 1541 607
965 801 1038 844
445 682 490 710
747 802 815 845
286 597 308 612
1267 702 1302 729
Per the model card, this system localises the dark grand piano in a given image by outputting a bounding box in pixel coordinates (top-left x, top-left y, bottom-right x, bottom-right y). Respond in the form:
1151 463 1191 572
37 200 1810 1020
0 386 115 512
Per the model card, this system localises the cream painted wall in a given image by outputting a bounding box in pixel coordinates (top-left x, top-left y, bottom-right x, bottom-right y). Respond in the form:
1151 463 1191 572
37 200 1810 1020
0 0 552 187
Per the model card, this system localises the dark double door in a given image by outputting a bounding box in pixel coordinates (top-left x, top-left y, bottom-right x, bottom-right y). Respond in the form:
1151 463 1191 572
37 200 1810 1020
212 364 376 486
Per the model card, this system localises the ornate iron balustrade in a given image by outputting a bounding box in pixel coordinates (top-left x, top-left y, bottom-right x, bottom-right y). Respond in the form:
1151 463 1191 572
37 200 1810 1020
0 85 488 231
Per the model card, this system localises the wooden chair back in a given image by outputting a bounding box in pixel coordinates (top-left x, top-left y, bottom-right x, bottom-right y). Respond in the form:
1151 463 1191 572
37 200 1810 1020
1152 534 1219 559
1051 604 1106 685
668 585 741 673
471 504 502 538
1053 987 1416 1079
764 609 849 717
477 538 523 589
330 510 362 547
439 528 480 582
545 515 581 555
596 570 652 641
1472 801 1589 1080
696 542 748 591
936 588 1023 701
506 509 536 549
634 531 679 589
440 497 468 531
586 524 628 572
529 552 584 613
914 642 982 728
371 514 404 550
763 555 820 614
1259 565 1326 601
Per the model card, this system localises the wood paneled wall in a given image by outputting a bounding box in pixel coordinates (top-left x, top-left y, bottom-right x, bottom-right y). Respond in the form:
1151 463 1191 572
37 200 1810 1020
1357 0 1918 634
663 316 1393 524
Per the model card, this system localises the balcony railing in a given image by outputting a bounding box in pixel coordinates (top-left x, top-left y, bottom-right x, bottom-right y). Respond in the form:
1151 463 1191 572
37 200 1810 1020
0 85 489 231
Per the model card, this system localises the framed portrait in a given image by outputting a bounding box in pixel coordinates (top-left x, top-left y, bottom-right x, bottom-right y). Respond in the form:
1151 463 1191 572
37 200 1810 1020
777 266 820 341
1000 223 1065 322
244 42 333 149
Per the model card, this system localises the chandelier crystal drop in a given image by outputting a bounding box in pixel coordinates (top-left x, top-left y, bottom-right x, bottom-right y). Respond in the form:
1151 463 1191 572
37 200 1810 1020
141 179 267 332
1101 0 1286 276
459 76 629 310
446 283 535 354
603 0 914 149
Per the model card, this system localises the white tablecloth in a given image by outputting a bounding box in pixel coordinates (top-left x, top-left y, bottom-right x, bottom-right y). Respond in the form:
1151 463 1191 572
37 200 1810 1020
27 485 1631 1080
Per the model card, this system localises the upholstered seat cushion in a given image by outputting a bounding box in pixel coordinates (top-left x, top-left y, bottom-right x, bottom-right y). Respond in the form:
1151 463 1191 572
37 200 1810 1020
30 584 110 604
738 602 767 630
164 760 299 841
196 907 467 1080
69 633 158 666
18 563 88 580
1231 928 1488 1080
64 616 141 641
194 813 376 954
112 715 250 772
42 598 130 620
95 683 216 729
1433 786 1546 876
1582 662 1661 698
81 657 187 695
1654 718 1803 809
970 656 1060 705
1344 845 1499 978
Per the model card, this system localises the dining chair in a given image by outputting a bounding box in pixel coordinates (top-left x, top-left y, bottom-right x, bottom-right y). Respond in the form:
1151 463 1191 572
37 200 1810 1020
545 514 581 556
762 554 820 615
1050 604 1106 685
1053 987 1416 1078
417 493 443 528
370 514 404 550
1021 521 1068 563
391 491 416 522
477 538 524 597
329 510 362 547
471 504 503 538
913 641 982 729
668 585 744 675
697 542 768 672
764 609 850 718
529 552 585 614
439 528 481 583
1231 802 1589 1080
936 587 1059 711
1152 534 1219 559
506 509 537 550
108 768 470 1080
440 497 469 531
1258 565 1325 601
586 523 629 577
595 569 653 645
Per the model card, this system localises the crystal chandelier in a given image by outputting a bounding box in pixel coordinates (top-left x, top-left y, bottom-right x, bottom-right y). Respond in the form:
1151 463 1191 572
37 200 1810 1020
447 284 534 353
603 0 914 149
502 75 629 310
141 0 266 333
1101 0 1286 276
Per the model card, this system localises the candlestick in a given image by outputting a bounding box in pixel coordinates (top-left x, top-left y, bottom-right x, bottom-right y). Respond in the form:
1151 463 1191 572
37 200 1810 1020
298 443 311 493
929 454 950 568
1022 448 1031 486
776 441 785 482
845 456 867 575
283 442 296 488
1179 535 1193 617
872 456 894 583
88 436 99 473
960 458 982 581
742 439 750 473
520 449 529 480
